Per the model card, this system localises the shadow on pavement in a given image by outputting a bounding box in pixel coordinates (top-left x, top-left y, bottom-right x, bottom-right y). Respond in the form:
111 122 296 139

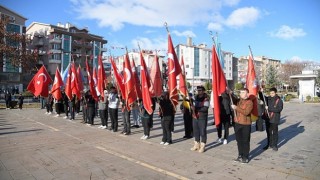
0 129 43 136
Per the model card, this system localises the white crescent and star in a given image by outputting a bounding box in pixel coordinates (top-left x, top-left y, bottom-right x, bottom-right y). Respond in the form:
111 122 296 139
37 73 47 85
168 53 175 75
71 72 75 82
124 68 131 84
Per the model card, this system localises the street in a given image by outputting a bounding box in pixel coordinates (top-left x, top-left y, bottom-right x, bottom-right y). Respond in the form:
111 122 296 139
0 102 319 180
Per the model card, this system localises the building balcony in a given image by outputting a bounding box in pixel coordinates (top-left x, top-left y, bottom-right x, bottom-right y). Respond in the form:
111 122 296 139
48 49 62 54
48 58 61 64
49 38 62 44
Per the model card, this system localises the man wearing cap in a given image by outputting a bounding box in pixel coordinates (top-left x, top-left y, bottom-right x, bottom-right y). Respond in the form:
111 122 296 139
180 93 193 139
231 88 253 164
190 86 209 153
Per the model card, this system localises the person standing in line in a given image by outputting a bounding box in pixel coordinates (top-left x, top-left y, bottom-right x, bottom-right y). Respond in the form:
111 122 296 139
80 91 88 123
98 90 109 129
86 90 96 126
190 86 209 153
69 94 76 120
17 93 24 110
121 99 131 135
46 91 54 115
159 92 175 145
5 91 12 109
140 101 152 140
54 97 62 117
180 93 193 139
62 91 69 119
108 87 119 132
231 88 253 164
149 97 157 129
216 91 231 145
262 87 283 151
131 100 140 128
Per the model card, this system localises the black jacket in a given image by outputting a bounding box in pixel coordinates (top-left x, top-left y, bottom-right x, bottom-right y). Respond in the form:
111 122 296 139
159 98 174 120
265 95 283 124
220 92 231 117
193 93 209 120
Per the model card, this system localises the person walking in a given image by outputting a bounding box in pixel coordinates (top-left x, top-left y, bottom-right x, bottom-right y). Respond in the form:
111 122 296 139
262 87 283 151
180 93 193 139
159 92 175 145
231 88 253 164
108 87 119 132
46 92 54 115
17 93 24 110
190 86 209 153
121 99 131 135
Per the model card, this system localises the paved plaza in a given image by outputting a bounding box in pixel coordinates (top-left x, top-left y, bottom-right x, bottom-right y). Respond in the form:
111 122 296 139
0 102 319 180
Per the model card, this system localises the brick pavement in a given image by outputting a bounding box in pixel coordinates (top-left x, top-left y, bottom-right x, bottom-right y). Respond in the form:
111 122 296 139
0 102 319 180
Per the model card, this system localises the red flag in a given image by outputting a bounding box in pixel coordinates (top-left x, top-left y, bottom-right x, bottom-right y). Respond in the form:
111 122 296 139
167 33 182 107
179 55 187 97
110 57 125 99
77 65 84 93
246 50 259 121
64 65 72 100
131 59 142 99
140 52 153 114
85 58 98 101
97 55 107 98
211 45 227 127
149 54 163 97
27 65 53 97
123 53 137 109
51 67 64 100
70 63 80 99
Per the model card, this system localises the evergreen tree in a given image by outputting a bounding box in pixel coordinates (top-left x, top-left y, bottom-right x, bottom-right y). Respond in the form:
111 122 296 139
266 65 279 88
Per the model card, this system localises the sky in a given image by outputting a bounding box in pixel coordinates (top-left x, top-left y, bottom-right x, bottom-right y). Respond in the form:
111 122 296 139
1 0 320 63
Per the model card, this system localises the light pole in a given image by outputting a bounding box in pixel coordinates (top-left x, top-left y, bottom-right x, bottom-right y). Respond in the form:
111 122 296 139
191 67 194 92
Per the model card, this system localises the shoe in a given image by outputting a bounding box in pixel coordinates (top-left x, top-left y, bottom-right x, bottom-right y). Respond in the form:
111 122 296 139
223 139 228 145
142 135 149 140
45 112 48 114
140 135 146 139
273 147 278 151
102 126 107 129
263 145 269 150
98 125 103 128
191 141 200 151
48 112 52 115
233 156 242 162
55 114 60 117
63 116 68 119
164 142 170 146
198 142 206 153
160 142 165 145
124 132 130 135
241 158 249 164
217 138 223 143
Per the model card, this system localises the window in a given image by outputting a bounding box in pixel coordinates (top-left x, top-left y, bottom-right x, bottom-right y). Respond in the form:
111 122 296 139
186 65 189 68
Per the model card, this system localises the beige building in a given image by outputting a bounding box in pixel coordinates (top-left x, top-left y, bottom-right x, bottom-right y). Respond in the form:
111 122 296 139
27 22 107 77
237 56 281 83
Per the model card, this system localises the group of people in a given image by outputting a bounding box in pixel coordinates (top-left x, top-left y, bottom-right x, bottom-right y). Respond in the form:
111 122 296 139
5 91 24 110
42 85 283 164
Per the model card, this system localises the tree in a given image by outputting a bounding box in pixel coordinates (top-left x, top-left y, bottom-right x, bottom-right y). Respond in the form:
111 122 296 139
266 65 279 88
0 17 38 72
235 82 243 90
278 60 304 88
316 69 320 86
204 81 212 91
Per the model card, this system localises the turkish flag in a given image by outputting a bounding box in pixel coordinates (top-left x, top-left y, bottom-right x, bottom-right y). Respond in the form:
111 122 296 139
85 58 98 101
123 53 137 109
110 57 125 99
92 66 100 96
246 51 259 121
211 45 227 127
131 59 142 99
77 65 84 93
97 55 107 98
70 63 81 99
179 55 187 97
140 52 153 115
51 67 64 100
64 65 72 100
149 54 163 97
167 33 181 107
27 65 53 97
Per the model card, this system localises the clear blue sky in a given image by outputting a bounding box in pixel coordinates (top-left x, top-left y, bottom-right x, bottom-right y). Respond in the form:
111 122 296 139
1 0 320 62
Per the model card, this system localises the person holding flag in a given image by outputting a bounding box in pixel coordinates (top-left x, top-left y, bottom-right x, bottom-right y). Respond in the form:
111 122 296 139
108 86 120 132
190 86 209 153
180 93 193 139
231 88 253 164
159 91 175 145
